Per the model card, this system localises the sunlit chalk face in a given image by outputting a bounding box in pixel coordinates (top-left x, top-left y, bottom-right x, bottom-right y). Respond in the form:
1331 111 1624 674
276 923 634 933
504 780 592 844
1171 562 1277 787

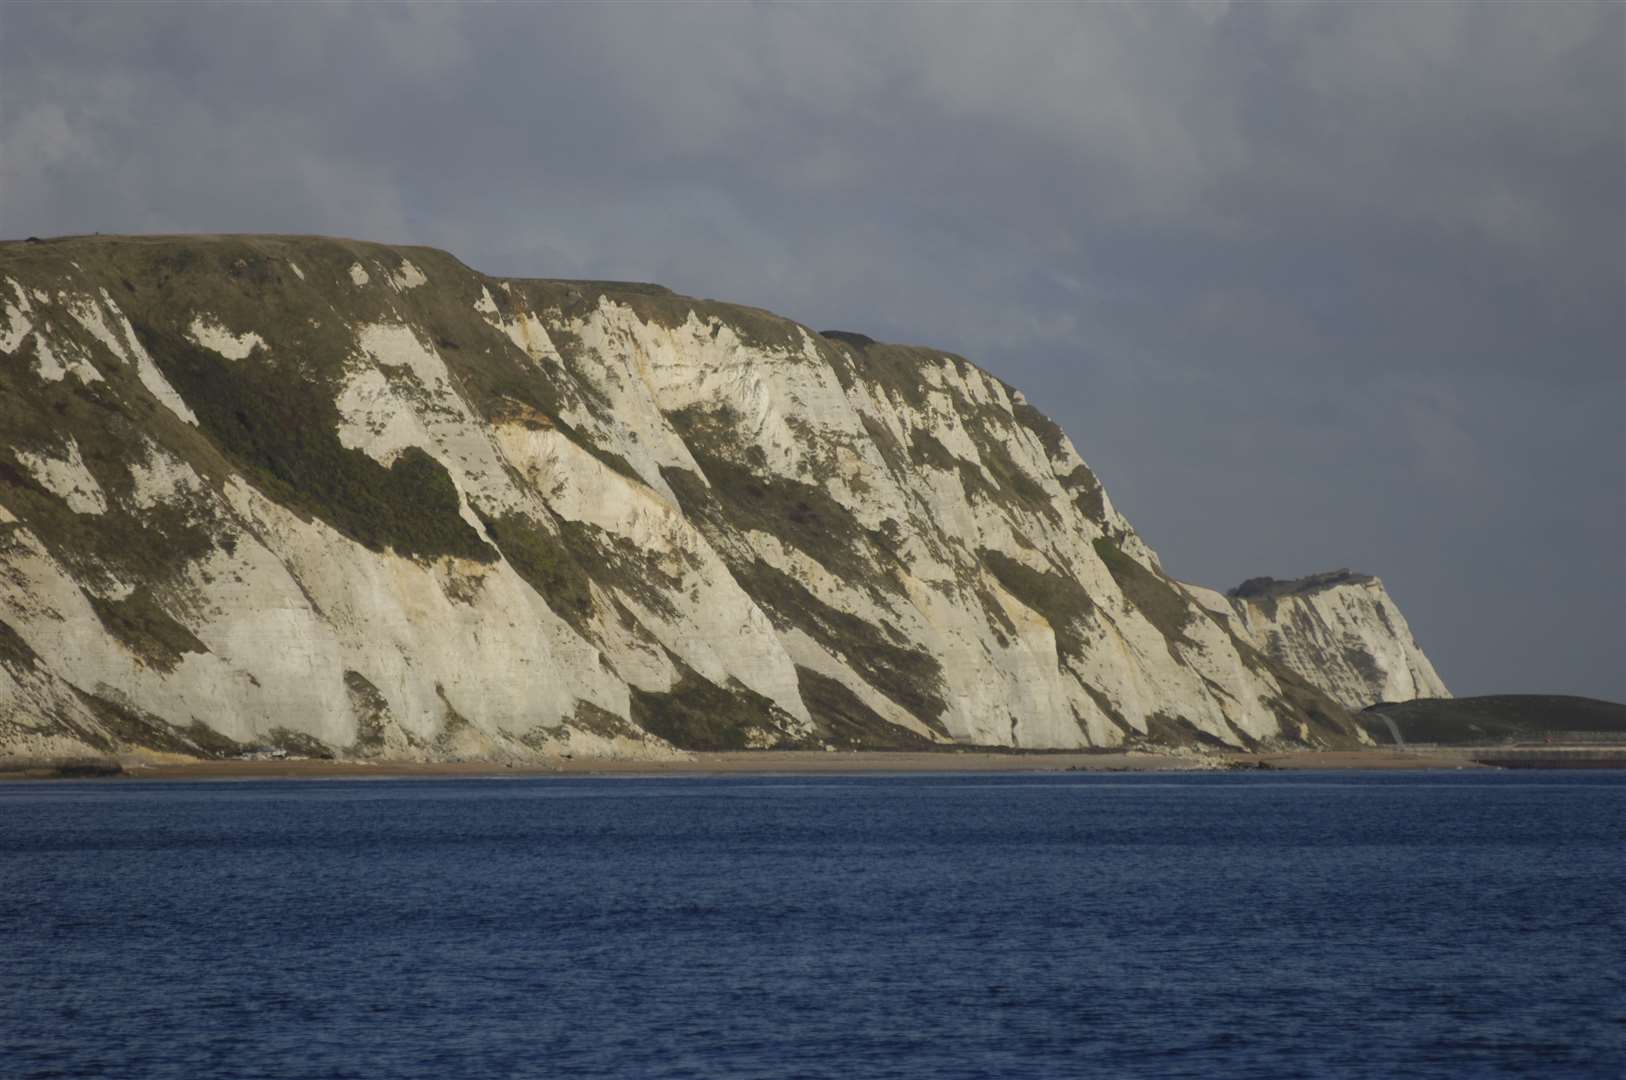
0 237 1442 762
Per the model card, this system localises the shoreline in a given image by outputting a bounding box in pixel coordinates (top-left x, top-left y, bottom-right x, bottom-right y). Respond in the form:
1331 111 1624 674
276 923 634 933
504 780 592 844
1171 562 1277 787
0 747 1530 782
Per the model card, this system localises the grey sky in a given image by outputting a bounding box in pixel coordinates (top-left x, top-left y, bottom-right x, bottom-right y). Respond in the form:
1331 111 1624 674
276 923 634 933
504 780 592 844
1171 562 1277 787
3 1 1622 701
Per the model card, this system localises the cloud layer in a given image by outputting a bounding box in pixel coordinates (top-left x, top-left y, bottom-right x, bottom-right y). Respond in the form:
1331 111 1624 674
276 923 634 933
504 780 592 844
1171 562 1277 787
4 1 1621 699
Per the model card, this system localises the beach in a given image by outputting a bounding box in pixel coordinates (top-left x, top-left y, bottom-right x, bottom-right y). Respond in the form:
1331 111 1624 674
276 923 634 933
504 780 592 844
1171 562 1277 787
0 747 1506 781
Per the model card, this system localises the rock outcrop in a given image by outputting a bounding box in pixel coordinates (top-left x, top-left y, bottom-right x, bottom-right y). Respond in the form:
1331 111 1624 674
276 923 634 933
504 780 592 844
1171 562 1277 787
1184 572 1449 710
0 235 1443 762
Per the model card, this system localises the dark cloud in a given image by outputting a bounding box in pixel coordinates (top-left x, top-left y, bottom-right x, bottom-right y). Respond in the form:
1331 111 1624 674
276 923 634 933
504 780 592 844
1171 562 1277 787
3 0 1621 699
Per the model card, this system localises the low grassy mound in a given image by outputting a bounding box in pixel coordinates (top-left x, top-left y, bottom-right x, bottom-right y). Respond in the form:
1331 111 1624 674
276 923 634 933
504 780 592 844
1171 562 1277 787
1362 695 1626 745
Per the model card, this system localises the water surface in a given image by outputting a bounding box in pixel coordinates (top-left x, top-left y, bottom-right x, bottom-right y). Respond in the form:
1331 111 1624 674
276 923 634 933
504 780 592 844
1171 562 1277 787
3 771 1622 1078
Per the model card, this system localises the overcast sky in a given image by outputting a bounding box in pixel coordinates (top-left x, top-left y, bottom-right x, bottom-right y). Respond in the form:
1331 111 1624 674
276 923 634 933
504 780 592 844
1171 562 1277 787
3 1 1622 701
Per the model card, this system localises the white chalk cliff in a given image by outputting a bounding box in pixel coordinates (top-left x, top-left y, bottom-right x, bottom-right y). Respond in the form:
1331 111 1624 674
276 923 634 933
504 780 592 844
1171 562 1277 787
0 236 1445 762
1185 572 1450 710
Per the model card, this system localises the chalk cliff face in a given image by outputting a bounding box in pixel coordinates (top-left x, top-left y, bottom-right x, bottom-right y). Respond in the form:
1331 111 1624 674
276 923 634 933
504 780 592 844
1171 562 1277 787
1185 572 1450 710
0 236 1441 761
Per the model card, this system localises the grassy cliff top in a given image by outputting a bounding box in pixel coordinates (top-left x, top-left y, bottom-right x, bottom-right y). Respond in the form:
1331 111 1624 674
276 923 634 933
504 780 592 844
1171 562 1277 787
1228 569 1378 601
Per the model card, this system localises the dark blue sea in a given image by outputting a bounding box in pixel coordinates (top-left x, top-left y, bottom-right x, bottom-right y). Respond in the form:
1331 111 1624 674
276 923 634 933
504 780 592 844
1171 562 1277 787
3 771 1623 1079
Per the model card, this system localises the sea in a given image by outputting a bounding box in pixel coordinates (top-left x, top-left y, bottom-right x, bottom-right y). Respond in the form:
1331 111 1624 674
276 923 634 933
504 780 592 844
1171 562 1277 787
2 771 1623 1079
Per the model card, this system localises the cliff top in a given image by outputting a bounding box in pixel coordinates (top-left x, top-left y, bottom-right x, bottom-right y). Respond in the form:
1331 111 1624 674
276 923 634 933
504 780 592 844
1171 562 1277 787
1227 569 1377 601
